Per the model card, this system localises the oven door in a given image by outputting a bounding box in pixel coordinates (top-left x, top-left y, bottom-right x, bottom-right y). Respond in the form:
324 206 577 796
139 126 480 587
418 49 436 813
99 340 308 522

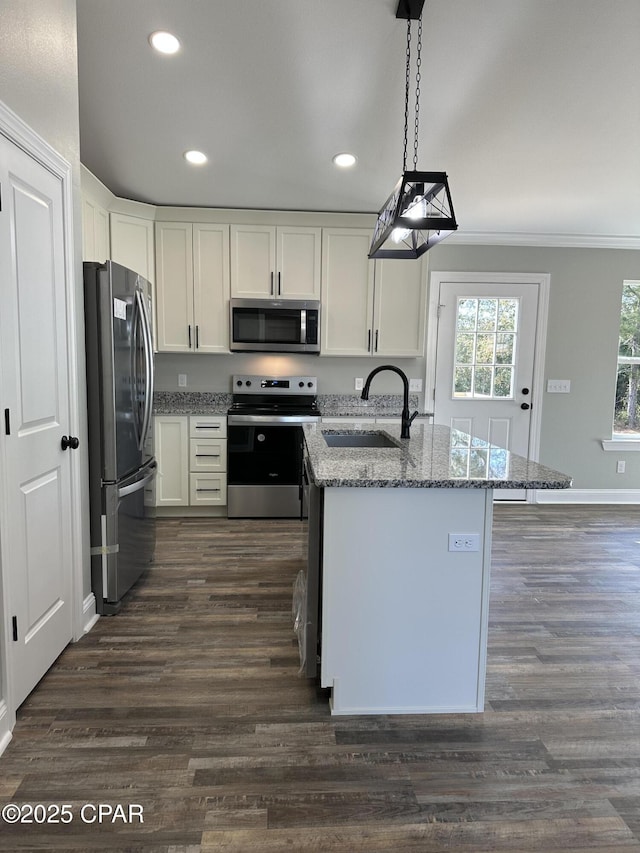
227 423 304 517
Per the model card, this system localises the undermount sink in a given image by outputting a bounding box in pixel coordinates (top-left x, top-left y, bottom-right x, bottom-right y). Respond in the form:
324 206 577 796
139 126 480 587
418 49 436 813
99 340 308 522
322 430 400 449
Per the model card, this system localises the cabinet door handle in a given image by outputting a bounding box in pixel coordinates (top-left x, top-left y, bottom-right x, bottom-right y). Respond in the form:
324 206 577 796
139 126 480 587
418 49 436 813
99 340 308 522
375 330 379 352
278 271 281 296
195 325 199 349
368 329 372 352
188 325 192 348
270 271 274 295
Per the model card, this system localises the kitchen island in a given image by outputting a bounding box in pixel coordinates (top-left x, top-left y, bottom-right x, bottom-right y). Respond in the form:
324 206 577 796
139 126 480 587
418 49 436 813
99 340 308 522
302 422 571 716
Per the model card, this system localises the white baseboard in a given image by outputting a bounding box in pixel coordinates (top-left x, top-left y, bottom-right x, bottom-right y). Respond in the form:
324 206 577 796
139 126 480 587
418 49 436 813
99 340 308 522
535 488 640 504
82 593 99 634
0 701 13 758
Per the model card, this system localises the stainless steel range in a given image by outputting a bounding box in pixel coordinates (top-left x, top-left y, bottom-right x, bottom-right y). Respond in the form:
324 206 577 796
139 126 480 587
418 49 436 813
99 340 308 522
227 375 320 518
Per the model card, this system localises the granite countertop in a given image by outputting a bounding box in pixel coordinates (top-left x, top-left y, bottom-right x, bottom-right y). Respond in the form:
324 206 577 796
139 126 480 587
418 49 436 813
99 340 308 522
303 422 572 490
153 392 232 415
153 391 431 419
318 394 429 419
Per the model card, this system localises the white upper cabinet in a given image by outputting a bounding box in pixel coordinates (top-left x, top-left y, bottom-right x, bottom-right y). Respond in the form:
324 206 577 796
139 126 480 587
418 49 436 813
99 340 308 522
155 222 230 353
230 224 321 300
81 195 110 263
373 258 426 357
321 228 426 357
110 212 155 284
321 228 374 356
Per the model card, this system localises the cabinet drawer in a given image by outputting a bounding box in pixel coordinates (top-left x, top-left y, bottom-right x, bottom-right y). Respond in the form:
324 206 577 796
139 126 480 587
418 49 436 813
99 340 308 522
189 473 227 506
189 415 227 438
189 437 227 472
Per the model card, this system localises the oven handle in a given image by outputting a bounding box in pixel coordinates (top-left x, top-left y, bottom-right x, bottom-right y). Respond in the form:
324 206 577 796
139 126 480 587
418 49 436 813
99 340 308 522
228 414 320 425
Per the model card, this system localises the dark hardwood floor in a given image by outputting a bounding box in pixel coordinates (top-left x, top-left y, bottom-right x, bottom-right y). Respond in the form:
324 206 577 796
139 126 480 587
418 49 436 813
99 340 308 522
1 505 640 851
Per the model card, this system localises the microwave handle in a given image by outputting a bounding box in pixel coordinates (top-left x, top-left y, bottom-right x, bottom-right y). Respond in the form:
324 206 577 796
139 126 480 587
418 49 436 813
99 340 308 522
300 309 307 344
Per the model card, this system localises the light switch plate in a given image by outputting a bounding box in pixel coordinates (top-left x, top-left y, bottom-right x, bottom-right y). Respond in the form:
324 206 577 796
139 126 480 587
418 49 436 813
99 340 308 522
409 378 423 392
547 379 571 393
354 378 364 391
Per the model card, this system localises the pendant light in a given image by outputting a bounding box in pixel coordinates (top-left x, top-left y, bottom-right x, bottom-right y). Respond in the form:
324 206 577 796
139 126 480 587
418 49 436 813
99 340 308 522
369 0 457 260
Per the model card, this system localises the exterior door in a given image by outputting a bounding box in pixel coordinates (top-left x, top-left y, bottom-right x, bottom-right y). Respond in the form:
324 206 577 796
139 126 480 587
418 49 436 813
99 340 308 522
0 132 74 707
431 274 546 500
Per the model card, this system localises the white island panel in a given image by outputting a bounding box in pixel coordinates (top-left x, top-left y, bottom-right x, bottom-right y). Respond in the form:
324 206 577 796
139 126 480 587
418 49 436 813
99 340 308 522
321 486 493 715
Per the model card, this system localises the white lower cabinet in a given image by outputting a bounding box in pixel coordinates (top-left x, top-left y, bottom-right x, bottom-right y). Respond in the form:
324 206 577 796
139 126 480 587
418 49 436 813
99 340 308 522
155 414 227 512
154 416 190 506
189 473 227 506
188 416 227 506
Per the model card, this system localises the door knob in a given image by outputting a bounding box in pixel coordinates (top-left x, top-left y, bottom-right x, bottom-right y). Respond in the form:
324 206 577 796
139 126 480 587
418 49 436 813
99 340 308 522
61 435 80 450
520 403 531 411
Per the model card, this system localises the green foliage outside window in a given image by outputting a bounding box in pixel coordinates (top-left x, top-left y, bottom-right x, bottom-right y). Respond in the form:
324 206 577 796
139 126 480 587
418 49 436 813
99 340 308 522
615 282 640 434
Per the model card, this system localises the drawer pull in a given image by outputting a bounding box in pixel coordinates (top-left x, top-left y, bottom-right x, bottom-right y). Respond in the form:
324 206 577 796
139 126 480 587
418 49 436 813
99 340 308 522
195 424 221 429
196 488 221 493
195 453 220 458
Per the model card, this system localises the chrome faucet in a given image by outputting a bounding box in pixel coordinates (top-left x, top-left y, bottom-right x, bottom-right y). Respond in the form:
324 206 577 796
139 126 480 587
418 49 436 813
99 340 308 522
361 364 419 439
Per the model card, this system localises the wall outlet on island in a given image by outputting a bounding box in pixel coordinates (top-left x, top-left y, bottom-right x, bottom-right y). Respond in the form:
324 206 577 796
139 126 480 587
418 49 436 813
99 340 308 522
178 374 187 387
409 378 423 392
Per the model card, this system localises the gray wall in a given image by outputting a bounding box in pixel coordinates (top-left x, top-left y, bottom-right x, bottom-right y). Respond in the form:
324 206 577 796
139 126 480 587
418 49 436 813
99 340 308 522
155 352 426 398
0 0 90 596
428 243 639 490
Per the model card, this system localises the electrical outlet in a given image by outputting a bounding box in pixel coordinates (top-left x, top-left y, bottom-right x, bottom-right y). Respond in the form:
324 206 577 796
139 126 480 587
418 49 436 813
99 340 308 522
354 377 364 391
617 460 626 474
178 374 187 387
409 378 423 392
547 379 571 393
448 533 480 552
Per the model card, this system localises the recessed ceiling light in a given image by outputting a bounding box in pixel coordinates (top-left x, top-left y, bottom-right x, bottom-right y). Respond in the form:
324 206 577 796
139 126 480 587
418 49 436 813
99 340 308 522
149 31 181 55
184 150 208 166
332 152 357 169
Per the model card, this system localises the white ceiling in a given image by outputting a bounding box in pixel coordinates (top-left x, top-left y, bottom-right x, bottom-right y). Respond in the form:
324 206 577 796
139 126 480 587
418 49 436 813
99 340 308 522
76 0 640 242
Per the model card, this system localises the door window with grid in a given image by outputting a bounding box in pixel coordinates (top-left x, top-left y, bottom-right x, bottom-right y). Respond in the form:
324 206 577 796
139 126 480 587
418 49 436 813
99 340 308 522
453 297 519 399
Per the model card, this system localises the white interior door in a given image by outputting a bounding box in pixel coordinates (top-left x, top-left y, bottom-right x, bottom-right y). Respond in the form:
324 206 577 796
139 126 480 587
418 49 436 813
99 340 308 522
0 133 73 707
430 274 546 500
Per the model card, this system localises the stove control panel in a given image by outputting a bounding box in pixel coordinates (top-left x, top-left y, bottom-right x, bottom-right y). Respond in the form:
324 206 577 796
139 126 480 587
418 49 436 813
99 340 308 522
232 375 317 394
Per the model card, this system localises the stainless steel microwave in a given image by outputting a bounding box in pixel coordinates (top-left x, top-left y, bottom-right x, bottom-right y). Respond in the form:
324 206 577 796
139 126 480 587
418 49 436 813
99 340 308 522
230 298 320 353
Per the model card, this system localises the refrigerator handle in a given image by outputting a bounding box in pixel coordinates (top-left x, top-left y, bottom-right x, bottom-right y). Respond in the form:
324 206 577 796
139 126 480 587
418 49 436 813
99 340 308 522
131 291 143 444
136 288 155 452
118 463 157 498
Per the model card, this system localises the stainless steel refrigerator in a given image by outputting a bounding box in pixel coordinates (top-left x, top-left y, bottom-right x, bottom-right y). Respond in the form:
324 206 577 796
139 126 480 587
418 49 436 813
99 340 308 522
84 260 156 615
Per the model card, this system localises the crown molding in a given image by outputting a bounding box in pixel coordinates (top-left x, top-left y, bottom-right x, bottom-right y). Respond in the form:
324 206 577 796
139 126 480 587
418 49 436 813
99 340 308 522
448 231 640 250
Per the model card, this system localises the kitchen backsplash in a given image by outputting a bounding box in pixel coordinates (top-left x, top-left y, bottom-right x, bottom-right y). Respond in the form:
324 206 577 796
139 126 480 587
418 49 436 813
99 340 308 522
154 391 421 417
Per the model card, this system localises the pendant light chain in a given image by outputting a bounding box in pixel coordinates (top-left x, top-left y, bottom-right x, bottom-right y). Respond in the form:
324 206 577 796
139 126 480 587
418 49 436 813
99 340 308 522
413 15 422 170
402 18 412 172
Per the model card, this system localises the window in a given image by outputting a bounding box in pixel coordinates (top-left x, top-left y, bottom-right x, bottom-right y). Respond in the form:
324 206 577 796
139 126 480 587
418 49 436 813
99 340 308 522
613 281 640 438
453 297 519 399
